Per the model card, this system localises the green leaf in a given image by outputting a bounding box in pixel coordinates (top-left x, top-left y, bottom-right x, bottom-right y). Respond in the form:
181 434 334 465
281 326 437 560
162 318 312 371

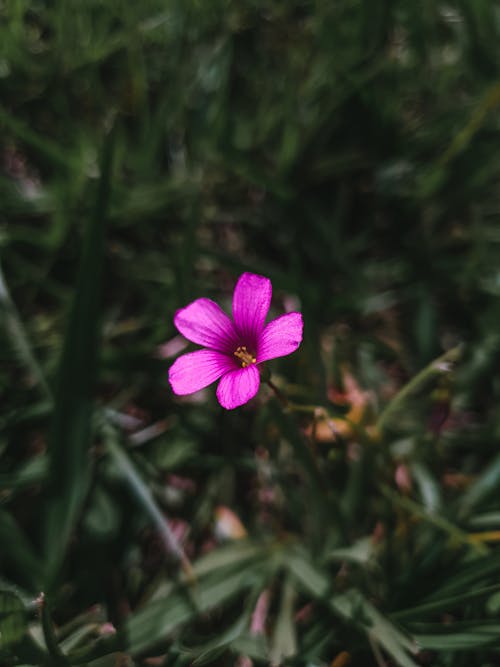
59 623 102 654
125 566 264 655
417 551 500 602
327 537 377 567
82 484 120 541
287 549 419 667
230 634 269 662
0 455 48 491
413 621 500 650
43 128 115 591
458 450 500 517
70 543 272 662
0 104 78 171
0 262 51 402
104 427 189 568
192 541 274 578
0 591 27 650
286 549 329 599
149 434 198 470
187 612 250 665
467 511 500 529
411 462 442 513
393 584 500 622
330 590 419 667
380 486 484 554
0 510 43 589
270 579 297 665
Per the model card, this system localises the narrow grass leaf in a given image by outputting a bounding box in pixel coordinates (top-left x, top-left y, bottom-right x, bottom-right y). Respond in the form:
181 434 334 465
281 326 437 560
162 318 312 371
331 590 419 667
0 262 51 402
409 551 500 602
0 591 27 650
0 104 78 171
413 622 500 650
288 550 418 667
270 578 297 665
0 455 48 491
188 613 250 665
393 584 500 622
0 511 43 589
230 634 269 661
411 462 442 513
458 450 500 518
104 426 190 571
43 128 115 590
125 566 264 655
327 537 376 567
286 549 329 598
192 541 275 578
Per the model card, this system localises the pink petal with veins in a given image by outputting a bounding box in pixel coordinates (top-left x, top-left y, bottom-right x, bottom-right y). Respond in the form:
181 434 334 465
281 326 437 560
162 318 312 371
169 349 236 395
257 312 303 362
216 365 260 409
174 298 237 353
232 273 271 345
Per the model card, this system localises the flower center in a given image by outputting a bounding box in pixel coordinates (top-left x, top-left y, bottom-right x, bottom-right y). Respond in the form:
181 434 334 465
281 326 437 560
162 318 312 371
233 345 257 368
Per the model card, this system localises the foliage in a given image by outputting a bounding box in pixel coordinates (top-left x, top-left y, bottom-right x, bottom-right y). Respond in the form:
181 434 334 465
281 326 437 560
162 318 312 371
2 1 500 665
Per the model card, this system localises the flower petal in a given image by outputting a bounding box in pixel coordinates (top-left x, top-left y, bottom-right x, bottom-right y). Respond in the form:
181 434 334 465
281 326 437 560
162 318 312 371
216 365 260 409
232 273 272 344
257 312 303 362
169 349 235 395
174 298 237 353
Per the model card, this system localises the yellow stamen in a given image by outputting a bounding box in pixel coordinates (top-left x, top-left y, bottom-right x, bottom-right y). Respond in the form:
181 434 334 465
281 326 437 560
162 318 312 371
233 345 257 368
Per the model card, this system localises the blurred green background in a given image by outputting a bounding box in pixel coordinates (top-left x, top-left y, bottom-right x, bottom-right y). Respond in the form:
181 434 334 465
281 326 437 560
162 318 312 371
2 1 500 665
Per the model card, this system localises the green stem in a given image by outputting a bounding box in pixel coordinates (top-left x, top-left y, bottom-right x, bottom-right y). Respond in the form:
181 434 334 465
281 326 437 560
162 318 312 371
39 593 69 666
376 344 463 435
381 486 487 555
266 378 289 407
265 379 344 441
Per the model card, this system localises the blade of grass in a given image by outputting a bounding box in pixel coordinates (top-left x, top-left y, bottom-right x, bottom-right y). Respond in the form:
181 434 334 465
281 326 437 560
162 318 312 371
0 591 28 651
68 548 270 662
287 549 419 667
0 455 48 491
43 127 115 591
392 584 500 622
0 104 78 171
0 261 52 402
409 550 500 602
0 510 43 590
103 422 193 579
270 578 297 665
458 450 500 518
125 566 265 656
413 622 500 650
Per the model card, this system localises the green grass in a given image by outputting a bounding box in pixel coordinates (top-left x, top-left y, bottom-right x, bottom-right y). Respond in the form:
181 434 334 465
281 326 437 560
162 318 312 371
2 1 500 665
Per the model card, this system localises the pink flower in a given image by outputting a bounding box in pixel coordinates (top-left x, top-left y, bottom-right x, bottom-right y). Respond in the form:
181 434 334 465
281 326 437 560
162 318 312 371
168 273 303 409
